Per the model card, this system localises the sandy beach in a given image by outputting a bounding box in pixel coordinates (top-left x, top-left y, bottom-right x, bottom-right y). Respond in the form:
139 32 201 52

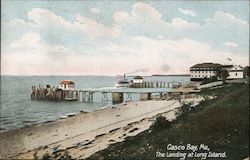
0 100 181 159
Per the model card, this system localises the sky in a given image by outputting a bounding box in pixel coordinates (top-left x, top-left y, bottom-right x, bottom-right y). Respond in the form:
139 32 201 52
1 0 249 75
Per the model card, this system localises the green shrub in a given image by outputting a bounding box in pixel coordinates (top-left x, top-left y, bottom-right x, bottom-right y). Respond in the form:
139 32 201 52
150 115 171 132
41 151 74 160
42 153 53 160
58 151 73 160
88 84 249 160
201 76 218 85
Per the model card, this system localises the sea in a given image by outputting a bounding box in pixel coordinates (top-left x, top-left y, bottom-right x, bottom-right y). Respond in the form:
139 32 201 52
0 75 190 132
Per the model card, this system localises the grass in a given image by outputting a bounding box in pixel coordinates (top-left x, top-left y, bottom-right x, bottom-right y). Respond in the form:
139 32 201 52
87 83 249 160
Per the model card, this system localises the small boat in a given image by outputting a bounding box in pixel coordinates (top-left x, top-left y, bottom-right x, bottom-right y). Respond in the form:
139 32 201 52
64 97 77 101
116 80 130 87
65 113 77 117
59 115 68 119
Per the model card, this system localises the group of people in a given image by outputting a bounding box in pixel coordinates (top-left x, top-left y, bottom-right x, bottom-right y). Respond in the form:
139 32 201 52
31 85 62 101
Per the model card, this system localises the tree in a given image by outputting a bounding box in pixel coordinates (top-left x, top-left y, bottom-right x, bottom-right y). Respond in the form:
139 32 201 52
216 68 229 85
215 68 222 78
221 69 229 84
243 66 249 78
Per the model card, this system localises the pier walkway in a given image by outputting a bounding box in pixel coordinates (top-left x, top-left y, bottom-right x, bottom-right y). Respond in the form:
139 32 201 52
78 87 170 93
31 81 197 103
75 87 171 103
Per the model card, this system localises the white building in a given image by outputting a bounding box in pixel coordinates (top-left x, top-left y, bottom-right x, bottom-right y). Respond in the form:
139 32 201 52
227 65 244 79
190 63 222 81
133 76 143 84
58 80 75 90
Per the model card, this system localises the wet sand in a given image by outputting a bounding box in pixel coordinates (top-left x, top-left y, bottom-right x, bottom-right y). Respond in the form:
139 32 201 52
0 100 183 159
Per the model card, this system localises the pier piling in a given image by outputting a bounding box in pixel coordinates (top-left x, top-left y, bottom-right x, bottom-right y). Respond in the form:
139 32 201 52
140 93 151 101
112 92 123 104
31 80 184 103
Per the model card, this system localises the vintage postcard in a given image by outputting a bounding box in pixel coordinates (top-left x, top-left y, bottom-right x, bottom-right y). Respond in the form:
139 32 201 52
0 0 249 159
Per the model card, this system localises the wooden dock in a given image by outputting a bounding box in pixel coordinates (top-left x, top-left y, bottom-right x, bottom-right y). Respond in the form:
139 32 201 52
129 81 182 88
31 81 191 104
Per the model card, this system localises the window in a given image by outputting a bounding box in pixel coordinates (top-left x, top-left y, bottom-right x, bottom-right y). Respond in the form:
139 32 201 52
235 73 237 76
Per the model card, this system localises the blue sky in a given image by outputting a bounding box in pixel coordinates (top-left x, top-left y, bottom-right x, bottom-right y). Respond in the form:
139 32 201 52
1 0 249 75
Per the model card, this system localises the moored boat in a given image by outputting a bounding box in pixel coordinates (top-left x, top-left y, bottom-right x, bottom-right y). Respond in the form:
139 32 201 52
116 74 130 87
116 80 130 87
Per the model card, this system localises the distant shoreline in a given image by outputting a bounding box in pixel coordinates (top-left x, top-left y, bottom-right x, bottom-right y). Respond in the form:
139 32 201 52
151 74 190 77
1 74 190 77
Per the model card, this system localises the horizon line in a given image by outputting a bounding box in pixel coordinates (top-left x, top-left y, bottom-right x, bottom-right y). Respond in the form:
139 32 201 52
0 73 191 77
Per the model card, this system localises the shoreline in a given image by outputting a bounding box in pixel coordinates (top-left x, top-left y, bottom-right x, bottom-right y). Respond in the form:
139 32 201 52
87 83 249 160
0 100 182 159
0 102 116 133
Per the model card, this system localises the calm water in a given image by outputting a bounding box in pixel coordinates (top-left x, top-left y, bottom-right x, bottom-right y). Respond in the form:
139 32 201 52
0 75 190 131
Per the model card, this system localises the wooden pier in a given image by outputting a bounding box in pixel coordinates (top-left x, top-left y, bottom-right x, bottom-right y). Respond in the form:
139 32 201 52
31 85 77 101
31 81 188 104
129 81 182 88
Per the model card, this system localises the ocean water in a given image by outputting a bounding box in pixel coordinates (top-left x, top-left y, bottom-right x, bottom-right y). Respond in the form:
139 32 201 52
0 75 190 131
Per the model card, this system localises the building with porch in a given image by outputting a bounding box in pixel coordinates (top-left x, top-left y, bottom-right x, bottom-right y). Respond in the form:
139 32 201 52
190 63 222 81
58 80 75 90
227 65 244 79
133 76 144 84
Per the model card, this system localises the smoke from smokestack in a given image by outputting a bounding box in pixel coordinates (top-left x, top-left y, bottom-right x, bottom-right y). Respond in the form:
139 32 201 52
125 68 148 74
161 64 171 72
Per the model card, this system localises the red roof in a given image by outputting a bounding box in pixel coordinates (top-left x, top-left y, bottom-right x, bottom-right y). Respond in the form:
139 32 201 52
133 76 143 79
190 63 222 68
59 80 75 85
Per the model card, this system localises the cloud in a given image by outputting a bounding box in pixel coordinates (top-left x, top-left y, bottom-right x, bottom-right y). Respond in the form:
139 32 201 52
9 32 69 55
113 2 199 38
205 11 248 27
113 2 166 28
113 11 130 24
112 3 248 43
128 36 248 73
178 8 197 16
10 32 42 49
1 3 248 75
170 18 199 29
131 2 163 22
90 8 100 14
5 8 120 38
75 14 120 38
2 33 248 75
96 36 248 74
2 32 77 75
224 41 239 48
28 8 73 29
